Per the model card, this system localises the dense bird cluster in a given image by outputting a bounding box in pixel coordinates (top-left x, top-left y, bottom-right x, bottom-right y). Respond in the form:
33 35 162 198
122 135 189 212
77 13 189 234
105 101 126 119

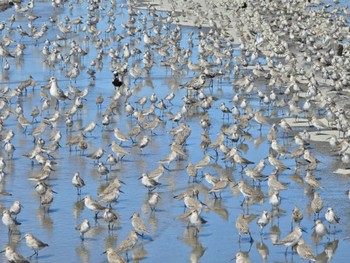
0 0 349 262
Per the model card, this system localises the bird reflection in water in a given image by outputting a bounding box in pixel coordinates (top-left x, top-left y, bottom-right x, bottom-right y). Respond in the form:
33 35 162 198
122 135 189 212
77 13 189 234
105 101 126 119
75 243 90 263
256 241 269 262
181 227 206 263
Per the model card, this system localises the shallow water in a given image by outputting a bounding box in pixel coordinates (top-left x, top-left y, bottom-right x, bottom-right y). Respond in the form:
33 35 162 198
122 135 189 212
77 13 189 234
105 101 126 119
0 0 349 262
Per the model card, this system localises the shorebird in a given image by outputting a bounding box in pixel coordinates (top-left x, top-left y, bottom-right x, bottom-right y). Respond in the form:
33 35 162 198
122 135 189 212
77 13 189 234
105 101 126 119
35 182 47 201
116 230 138 259
186 209 207 235
208 176 231 199
72 171 85 195
253 159 265 173
2 209 21 235
66 62 80 82
49 76 69 109
296 238 317 262
236 213 253 243
194 154 211 170
312 219 329 239
235 181 258 206
131 212 149 236
17 113 32 132
268 173 287 191
84 195 106 219
234 251 251 263
279 119 293 136
220 102 231 119
180 73 206 92
294 134 309 148
254 111 269 130
305 171 323 189
257 210 270 234
81 121 98 135
95 94 104 110
164 92 175 105
243 167 267 185
310 191 323 219
99 187 121 207
291 206 303 230
0 246 29 263
110 141 129 160
182 191 203 212
114 127 129 145
40 186 56 211
103 208 119 231
76 218 90 241
97 161 110 180
30 106 40 122
9 200 22 219
311 116 328 133
139 173 161 192
274 226 304 255
186 162 198 183
103 248 126 263
148 164 166 182
270 139 288 158
148 192 161 212
22 233 49 258
127 123 141 142
98 177 124 198
268 153 290 172
203 172 220 187
87 147 105 164
232 152 254 171
269 190 281 210
106 154 118 170
112 71 123 88
4 140 16 160
325 207 340 234
137 135 150 153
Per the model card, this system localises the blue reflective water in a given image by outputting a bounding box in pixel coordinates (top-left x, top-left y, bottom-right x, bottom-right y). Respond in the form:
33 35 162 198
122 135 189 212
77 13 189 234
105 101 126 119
0 0 349 262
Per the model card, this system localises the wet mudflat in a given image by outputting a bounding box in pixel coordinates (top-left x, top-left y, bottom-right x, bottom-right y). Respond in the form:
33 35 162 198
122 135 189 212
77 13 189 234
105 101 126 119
0 0 349 262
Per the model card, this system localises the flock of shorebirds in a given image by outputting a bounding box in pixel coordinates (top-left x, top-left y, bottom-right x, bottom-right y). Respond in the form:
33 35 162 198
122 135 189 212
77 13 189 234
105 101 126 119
0 0 349 262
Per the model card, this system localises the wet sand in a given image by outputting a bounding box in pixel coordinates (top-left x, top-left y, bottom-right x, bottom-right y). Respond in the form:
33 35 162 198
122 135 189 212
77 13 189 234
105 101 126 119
0 0 349 262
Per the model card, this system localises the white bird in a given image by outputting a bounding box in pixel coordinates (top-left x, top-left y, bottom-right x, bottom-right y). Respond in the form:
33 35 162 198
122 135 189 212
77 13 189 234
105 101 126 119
0 246 29 263
9 200 22 219
49 76 69 108
2 209 21 234
22 233 49 258
139 173 161 192
76 218 90 240
72 172 85 195
274 226 304 255
325 207 340 234
257 210 270 234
